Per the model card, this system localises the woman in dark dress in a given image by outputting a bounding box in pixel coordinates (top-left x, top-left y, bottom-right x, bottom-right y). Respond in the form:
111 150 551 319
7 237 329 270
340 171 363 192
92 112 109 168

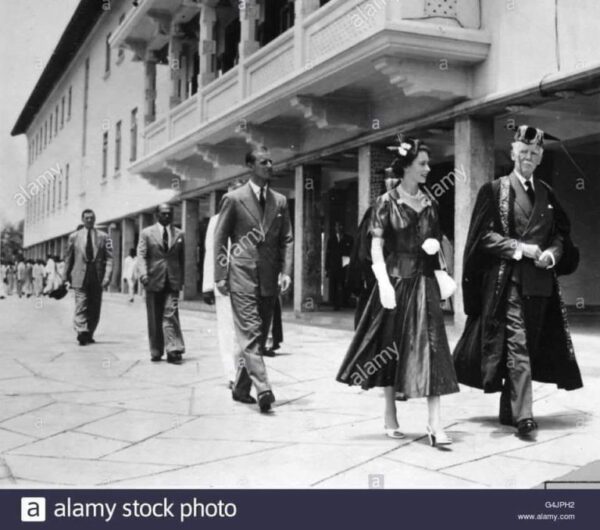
336 139 459 446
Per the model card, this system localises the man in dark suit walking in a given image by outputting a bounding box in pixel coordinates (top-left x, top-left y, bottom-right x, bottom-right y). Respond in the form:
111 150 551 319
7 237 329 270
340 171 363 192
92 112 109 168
138 203 186 364
453 125 582 439
65 209 113 345
214 146 294 413
326 221 354 310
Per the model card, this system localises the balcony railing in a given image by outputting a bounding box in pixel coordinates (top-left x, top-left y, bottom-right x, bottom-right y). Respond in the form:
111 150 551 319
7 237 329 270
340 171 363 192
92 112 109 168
141 0 487 157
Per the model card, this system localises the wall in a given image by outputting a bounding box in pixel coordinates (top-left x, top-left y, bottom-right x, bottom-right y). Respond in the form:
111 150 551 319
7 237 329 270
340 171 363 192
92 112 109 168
24 0 177 249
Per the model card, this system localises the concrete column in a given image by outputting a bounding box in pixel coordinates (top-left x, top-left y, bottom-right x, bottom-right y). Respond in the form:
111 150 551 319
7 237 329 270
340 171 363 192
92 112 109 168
358 144 395 221
169 26 184 108
181 199 200 300
453 116 495 325
122 218 136 259
208 190 218 217
144 57 157 125
238 0 260 98
293 164 322 314
108 223 122 293
198 1 218 88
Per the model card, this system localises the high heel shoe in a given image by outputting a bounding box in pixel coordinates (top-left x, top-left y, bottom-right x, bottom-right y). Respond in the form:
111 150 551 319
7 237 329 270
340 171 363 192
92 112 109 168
426 425 452 447
384 426 405 439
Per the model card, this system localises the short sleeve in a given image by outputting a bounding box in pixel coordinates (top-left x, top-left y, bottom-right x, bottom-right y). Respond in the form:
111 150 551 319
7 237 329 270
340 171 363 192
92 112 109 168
369 195 390 238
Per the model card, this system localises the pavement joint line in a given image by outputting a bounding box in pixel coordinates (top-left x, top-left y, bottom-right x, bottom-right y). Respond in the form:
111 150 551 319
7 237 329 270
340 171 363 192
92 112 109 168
0 457 18 484
99 443 294 486
275 391 316 408
95 416 199 460
116 360 140 377
501 453 584 469
267 365 303 382
379 455 492 488
49 352 65 362
436 432 573 472
309 442 415 487
72 429 136 444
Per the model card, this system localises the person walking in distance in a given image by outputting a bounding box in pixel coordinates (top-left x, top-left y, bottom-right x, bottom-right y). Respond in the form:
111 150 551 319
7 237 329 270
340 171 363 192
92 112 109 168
65 209 113 345
214 146 294 413
137 203 186 364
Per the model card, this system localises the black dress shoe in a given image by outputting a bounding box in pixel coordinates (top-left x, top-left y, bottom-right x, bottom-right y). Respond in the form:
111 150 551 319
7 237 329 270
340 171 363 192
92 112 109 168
263 349 276 357
77 332 91 346
258 390 275 413
517 418 538 437
167 352 183 364
151 355 163 362
232 392 257 404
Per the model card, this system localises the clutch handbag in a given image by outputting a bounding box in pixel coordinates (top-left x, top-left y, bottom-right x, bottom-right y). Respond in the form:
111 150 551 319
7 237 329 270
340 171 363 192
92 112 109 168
434 249 457 301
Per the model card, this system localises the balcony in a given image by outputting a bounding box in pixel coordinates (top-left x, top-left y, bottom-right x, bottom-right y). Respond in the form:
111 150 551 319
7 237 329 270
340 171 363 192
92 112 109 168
131 0 490 174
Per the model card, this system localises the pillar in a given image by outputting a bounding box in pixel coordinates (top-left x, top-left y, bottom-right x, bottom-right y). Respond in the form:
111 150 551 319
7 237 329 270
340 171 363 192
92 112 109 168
208 190 218 217
169 24 184 108
294 0 320 68
238 0 260 98
358 144 395 221
122 218 136 260
453 116 495 325
294 165 322 314
108 223 122 293
181 199 200 300
144 56 157 125
198 1 218 88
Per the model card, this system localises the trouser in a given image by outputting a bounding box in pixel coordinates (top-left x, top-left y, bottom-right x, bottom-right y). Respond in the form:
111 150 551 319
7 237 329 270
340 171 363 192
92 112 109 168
269 296 283 348
215 289 243 383
123 278 134 299
500 281 549 423
145 287 185 357
230 291 275 396
329 270 345 308
17 279 24 297
73 284 103 337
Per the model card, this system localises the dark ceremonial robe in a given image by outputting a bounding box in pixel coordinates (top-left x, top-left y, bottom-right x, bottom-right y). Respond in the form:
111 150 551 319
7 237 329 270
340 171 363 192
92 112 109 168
453 173 582 392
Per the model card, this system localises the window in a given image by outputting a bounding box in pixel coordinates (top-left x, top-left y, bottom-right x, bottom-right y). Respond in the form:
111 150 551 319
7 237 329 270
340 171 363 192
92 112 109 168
55 106 59 134
130 108 138 162
105 33 111 73
68 86 72 120
65 163 69 202
43 122 47 148
61 96 65 128
58 175 62 209
102 131 108 179
46 183 50 215
115 120 121 171
49 115 53 141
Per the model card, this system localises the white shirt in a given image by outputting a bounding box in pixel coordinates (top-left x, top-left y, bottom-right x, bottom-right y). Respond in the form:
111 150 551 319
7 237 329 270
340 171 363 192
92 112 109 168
248 180 267 202
155 222 172 248
514 170 535 192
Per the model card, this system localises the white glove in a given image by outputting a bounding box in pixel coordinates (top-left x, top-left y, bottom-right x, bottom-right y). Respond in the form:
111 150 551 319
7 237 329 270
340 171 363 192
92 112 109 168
372 262 396 310
421 238 440 255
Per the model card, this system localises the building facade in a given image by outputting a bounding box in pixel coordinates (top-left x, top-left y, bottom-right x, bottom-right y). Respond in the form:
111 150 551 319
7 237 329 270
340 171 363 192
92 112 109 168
12 0 600 316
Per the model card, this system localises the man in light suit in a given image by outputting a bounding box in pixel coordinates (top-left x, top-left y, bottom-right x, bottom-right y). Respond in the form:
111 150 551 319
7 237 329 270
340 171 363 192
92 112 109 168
138 203 186 364
65 209 113 345
214 146 294 413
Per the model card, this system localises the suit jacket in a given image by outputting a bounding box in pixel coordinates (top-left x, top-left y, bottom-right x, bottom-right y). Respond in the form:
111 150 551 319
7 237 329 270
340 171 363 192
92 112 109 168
325 233 354 273
137 223 185 292
213 182 293 296
479 172 563 297
65 228 114 289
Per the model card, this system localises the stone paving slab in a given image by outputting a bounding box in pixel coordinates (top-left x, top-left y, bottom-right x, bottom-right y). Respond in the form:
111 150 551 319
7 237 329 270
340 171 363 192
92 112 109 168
0 294 599 489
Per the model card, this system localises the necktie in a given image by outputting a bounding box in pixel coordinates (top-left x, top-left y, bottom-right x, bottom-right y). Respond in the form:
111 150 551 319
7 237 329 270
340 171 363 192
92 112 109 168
86 229 93 261
525 180 535 205
163 226 169 252
259 187 266 212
